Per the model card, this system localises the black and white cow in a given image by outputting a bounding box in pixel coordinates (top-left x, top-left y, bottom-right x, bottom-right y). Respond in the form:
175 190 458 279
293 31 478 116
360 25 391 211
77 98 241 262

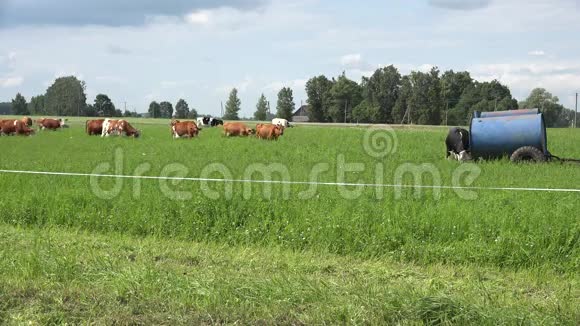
210 118 224 126
445 127 471 161
196 117 223 128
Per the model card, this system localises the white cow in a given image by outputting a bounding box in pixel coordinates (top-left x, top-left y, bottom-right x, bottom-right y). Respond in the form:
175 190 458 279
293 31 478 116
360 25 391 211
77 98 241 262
272 118 290 128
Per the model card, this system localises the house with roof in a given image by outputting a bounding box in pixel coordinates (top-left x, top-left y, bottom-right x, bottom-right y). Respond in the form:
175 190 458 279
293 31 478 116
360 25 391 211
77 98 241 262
292 105 309 122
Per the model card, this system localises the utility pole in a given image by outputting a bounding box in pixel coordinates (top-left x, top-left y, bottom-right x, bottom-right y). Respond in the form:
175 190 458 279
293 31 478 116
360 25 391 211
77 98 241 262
575 92 578 128
220 101 224 117
445 100 449 126
344 100 348 123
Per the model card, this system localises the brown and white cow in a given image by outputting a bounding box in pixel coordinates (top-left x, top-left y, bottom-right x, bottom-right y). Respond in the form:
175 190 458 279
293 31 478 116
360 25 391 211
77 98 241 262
223 122 253 137
22 116 32 126
255 123 283 140
37 118 65 130
86 119 105 136
170 120 199 139
102 119 140 137
0 119 35 136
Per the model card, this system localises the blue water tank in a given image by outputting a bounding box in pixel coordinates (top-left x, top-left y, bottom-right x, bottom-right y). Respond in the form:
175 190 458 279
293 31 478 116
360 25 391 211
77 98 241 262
469 109 547 159
475 108 539 119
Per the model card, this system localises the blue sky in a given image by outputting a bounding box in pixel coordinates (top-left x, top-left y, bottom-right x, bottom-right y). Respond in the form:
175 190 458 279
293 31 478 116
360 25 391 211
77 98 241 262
1 0 579 116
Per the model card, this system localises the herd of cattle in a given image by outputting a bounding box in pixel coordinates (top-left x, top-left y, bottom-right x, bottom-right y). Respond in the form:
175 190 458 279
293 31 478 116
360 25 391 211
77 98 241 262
0 116 291 141
0 117 67 135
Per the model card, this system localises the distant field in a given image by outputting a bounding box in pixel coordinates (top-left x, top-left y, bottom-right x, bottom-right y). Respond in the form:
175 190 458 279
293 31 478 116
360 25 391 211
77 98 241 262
0 120 578 324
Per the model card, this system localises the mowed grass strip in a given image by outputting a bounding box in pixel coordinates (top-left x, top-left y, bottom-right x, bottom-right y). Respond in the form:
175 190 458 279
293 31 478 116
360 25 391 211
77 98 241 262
0 124 579 272
1 224 578 325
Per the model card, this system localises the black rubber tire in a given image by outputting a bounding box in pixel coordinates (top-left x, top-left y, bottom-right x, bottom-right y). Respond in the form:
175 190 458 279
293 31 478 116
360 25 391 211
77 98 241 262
510 146 546 163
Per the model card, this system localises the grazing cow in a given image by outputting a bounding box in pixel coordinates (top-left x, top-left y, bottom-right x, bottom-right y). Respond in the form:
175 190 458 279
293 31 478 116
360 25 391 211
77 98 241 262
0 119 35 136
256 123 283 140
196 117 223 128
102 119 140 137
445 127 471 161
37 118 64 130
170 120 199 138
22 116 32 126
196 117 211 128
86 119 105 136
223 122 253 137
272 118 290 128
210 118 224 126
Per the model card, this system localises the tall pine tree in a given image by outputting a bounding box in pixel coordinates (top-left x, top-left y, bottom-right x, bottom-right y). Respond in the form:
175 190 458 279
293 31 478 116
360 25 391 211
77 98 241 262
254 94 268 121
11 93 28 115
223 88 241 120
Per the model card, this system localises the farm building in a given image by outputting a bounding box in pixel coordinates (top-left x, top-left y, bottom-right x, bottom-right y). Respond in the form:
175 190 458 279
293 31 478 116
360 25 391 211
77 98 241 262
292 105 309 122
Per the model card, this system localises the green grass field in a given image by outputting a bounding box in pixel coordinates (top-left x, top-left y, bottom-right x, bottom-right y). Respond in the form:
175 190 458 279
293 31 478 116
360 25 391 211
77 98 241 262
1 118 579 324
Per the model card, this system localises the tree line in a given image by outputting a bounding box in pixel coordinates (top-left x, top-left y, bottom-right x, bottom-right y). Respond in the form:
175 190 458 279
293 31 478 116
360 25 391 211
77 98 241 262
302 66 576 127
2 71 577 128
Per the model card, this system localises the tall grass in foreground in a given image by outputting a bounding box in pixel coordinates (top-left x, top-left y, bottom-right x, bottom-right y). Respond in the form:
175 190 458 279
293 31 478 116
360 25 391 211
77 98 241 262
1 225 577 325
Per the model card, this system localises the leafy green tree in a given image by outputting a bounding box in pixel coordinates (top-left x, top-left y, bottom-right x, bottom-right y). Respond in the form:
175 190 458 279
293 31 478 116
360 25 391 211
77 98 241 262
44 76 87 116
223 88 241 120
28 95 45 115
276 87 295 121
254 94 268 121
352 99 378 123
449 80 518 125
0 102 12 114
327 73 362 122
363 65 401 123
11 93 28 115
520 88 565 127
305 75 333 122
159 101 173 118
93 94 116 117
84 104 97 117
174 99 190 119
520 88 558 109
407 67 444 125
148 101 161 118
392 75 412 123
188 107 198 119
441 71 473 106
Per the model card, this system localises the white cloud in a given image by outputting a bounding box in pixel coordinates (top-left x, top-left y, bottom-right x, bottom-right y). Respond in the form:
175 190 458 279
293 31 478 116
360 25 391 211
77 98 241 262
470 61 580 106
263 78 308 92
95 75 125 84
216 76 253 94
528 50 545 56
0 75 23 87
340 53 362 67
7 51 17 62
185 10 211 25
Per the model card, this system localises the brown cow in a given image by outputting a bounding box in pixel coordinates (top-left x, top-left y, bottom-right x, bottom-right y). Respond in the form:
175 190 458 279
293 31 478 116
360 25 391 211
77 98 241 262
0 119 35 136
102 119 140 137
170 120 199 139
86 119 105 136
22 116 32 126
256 123 283 140
37 118 64 130
223 122 253 137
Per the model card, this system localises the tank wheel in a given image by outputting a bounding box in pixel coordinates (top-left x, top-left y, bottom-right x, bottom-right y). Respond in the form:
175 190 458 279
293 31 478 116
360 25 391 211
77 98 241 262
510 146 546 163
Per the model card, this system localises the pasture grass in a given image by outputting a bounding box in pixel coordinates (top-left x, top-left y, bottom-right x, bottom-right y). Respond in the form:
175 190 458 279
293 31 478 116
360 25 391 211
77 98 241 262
1 224 578 325
0 119 579 322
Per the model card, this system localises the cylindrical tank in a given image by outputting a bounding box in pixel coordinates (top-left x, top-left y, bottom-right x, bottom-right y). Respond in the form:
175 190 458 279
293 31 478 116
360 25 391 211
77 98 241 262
475 108 539 119
469 110 547 159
